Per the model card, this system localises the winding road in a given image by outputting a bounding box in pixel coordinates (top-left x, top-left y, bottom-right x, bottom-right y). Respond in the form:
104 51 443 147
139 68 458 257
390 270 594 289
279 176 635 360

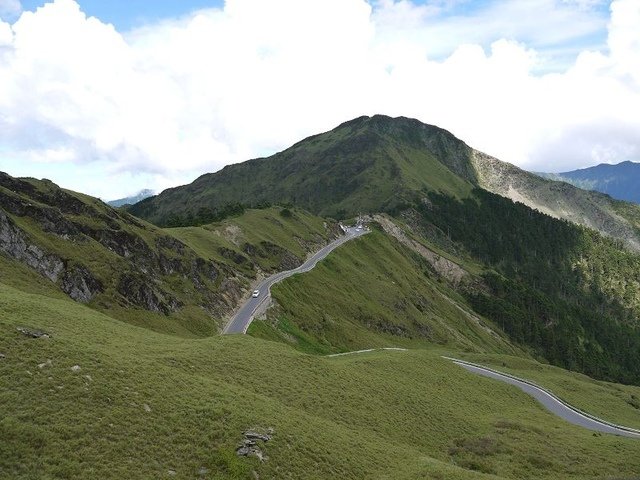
223 226 368 334
446 357 640 438
325 349 640 438
221 226 640 439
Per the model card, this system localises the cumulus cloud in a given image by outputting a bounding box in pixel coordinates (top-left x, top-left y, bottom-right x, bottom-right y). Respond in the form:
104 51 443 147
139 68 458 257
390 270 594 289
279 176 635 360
0 0 638 198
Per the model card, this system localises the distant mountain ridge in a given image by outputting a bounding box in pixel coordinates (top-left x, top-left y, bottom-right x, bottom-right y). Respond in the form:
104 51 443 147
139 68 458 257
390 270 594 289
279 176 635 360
107 188 154 207
537 161 640 204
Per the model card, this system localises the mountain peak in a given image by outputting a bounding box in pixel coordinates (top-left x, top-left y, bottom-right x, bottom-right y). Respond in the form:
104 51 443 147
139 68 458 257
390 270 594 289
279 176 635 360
107 188 155 208
128 116 640 251
129 115 478 224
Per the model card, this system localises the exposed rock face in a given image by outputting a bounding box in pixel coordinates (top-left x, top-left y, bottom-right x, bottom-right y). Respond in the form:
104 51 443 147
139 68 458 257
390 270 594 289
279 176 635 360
236 427 274 462
242 241 302 272
17 327 50 339
0 209 65 281
117 273 182 314
0 209 102 302
471 150 640 251
61 265 103 303
0 173 232 319
217 246 252 266
373 214 468 286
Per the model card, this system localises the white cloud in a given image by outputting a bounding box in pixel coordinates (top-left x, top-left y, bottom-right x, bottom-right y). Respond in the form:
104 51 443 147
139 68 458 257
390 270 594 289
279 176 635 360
0 0 638 199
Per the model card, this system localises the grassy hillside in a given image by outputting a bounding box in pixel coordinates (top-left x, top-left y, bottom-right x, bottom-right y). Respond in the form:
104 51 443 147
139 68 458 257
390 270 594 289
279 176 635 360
0 173 230 337
128 116 474 225
250 228 517 356
167 206 337 276
2 281 640 480
129 115 640 252
0 174 337 337
247 195 640 386
458 353 640 431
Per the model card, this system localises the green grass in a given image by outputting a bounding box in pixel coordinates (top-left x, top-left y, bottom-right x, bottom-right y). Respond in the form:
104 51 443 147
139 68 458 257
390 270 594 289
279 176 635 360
0 177 340 339
2 281 640 479
168 207 334 275
128 115 477 224
251 229 518 356
4 171 640 479
0 177 227 337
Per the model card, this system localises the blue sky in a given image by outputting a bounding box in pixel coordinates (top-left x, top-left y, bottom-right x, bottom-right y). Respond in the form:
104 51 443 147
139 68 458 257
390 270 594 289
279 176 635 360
0 0 638 200
20 0 225 30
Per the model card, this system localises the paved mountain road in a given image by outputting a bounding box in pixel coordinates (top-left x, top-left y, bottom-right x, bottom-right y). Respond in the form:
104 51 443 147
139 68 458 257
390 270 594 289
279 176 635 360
223 226 368 334
446 357 640 438
325 349 640 438
222 229 640 439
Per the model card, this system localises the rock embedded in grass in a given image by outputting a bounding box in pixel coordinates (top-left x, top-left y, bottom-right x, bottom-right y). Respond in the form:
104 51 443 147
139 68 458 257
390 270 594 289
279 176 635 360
244 430 272 442
37 359 52 369
17 327 50 339
236 427 274 461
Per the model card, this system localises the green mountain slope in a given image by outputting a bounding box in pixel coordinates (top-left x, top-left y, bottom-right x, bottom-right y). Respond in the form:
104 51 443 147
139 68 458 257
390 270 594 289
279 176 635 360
0 173 336 336
3 160 640 478
128 116 474 224
2 281 640 480
472 152 640 250
252 188 640 384
252 227 518 356
129 115 640 251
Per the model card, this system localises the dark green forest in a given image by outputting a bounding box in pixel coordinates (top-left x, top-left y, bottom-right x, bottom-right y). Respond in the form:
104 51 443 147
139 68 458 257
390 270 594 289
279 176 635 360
415 189 640 384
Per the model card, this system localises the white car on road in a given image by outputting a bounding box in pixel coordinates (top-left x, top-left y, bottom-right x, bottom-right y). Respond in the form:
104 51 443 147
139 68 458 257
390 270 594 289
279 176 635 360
252 290 260 298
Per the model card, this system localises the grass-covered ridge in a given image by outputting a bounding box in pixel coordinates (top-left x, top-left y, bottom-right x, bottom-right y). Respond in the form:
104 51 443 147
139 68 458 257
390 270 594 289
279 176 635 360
251 228 516 356
129 115 640 252
248 190 640 386
2 281 640 480
167 206 338 276
0 172 340 337
128 115 475 225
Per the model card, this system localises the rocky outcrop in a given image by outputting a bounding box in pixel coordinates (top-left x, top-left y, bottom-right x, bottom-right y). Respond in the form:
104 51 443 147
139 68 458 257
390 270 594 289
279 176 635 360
471 150 640 251
0 173 231 315
117 273 182 314
217 246 252 266
242 241 303 272
61 265 103 303
0 209 102 302
373 214 468 286
17 327 51 339
0 209 65 281
236 428 274 462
